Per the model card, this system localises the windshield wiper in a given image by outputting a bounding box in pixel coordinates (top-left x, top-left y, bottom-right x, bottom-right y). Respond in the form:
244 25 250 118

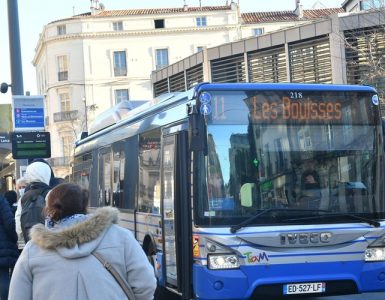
230 208 329 233
284 212 380 228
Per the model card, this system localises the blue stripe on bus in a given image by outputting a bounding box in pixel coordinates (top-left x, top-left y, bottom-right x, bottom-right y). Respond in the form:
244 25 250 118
207 239 369 248
194 257 207 261
135 212 162 218
255 251 364 258
192 225 384 236
120 218 161 229
197 82 377 92
195 250 364 261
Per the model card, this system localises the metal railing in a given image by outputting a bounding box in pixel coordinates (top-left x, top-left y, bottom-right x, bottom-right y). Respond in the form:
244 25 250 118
53 110 78 122
58 71 68 81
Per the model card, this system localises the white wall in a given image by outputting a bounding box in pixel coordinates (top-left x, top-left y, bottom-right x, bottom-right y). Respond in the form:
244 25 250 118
34 6 316 176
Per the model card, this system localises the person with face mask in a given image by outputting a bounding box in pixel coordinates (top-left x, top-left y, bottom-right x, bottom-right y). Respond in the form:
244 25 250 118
14 177 29 252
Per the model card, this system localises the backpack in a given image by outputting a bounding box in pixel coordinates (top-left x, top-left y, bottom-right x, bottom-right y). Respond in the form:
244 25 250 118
20 188 50 243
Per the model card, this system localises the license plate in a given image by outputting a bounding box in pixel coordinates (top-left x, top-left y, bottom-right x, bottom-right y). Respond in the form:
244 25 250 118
283 282 325 295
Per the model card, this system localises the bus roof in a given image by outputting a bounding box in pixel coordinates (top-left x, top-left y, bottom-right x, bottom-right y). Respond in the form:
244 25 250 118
195 82 377 93
76 82 377 146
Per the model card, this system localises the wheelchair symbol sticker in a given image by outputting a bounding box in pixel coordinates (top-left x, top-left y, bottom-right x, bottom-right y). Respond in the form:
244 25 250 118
199 92 211 104
200 104 211 115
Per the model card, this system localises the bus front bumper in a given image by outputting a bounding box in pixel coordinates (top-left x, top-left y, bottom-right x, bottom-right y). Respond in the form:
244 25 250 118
193 261 385 299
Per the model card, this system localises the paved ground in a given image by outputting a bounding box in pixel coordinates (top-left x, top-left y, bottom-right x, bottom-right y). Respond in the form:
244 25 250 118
308 292 385 300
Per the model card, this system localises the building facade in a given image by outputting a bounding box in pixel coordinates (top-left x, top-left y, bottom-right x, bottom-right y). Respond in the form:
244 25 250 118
33 1 342 177
151 9 385 114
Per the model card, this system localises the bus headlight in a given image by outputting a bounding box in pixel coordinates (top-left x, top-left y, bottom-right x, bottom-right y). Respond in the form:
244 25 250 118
365 247 385 262
207 254 240 270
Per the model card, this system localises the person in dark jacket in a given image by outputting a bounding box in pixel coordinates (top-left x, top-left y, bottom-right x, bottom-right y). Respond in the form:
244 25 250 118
4 191 17 215
20 162 52 243
28 158 63 188
0 195 19 300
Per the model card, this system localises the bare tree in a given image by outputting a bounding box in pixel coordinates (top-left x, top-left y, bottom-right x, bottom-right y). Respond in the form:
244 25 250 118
340 1 385 110
66 103 99 139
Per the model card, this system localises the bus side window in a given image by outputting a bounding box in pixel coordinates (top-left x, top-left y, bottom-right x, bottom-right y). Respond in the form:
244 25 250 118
112 142 125 208
99 150 112 207
138 129 161 214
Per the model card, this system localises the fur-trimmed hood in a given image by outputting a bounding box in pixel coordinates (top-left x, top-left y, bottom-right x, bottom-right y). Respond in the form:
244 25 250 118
30 207 119 258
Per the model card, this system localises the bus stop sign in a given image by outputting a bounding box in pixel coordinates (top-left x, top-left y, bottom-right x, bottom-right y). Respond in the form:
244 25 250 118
11 131 51 159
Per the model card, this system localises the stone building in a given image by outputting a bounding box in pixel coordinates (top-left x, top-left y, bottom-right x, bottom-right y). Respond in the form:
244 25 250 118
151 8 385 114
32 0 341 177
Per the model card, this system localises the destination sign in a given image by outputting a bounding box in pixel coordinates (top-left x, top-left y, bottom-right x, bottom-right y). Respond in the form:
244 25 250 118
248 96 342 121
199 90 376 125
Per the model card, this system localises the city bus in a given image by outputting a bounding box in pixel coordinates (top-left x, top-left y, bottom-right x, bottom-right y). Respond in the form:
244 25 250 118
73 82 385 299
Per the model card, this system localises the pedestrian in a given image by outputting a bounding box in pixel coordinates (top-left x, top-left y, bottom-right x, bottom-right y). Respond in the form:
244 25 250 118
9 183 157 300
0 194 19 300
28 158 64 188
20 161 52 243
14 177 29 252
4 190 17 215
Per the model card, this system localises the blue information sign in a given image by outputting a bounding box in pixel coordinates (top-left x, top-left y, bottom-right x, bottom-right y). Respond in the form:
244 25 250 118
14 108 44 128
12 96 45 131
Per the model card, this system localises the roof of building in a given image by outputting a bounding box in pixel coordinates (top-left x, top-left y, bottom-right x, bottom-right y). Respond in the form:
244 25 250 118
96 6 232 16
51 6 233 23
50 6 344 25
241 8 344 24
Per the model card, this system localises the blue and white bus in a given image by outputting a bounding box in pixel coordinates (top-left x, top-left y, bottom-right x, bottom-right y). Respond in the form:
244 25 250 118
73 83 385 299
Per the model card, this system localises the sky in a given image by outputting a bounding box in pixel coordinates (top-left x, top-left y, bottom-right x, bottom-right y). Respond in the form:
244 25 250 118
0 0 344 103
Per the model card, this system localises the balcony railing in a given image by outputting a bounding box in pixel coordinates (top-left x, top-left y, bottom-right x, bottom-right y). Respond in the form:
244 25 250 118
58 71 68 81
114 67 127 76
53 110 78 122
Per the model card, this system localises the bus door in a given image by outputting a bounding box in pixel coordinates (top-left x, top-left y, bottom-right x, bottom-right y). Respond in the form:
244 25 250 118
161 130 192 298
98 147 113 207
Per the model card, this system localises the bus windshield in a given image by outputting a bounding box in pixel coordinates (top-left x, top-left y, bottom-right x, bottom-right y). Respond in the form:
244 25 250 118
197 89 384 226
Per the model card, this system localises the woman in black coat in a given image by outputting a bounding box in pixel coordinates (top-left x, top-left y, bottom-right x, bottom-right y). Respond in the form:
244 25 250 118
0 195 19 299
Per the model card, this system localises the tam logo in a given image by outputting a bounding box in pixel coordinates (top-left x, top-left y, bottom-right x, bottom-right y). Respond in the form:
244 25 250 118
244 251 269 263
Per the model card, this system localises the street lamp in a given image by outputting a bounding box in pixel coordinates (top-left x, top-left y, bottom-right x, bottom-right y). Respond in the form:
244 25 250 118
0 82 11 94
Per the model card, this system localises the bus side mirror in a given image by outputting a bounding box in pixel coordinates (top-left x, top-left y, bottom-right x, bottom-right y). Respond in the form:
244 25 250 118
188 106 207 152
240 183 254 207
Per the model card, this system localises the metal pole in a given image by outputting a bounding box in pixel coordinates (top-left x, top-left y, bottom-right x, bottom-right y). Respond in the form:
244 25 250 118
7 0 24 96
7 0 27 182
